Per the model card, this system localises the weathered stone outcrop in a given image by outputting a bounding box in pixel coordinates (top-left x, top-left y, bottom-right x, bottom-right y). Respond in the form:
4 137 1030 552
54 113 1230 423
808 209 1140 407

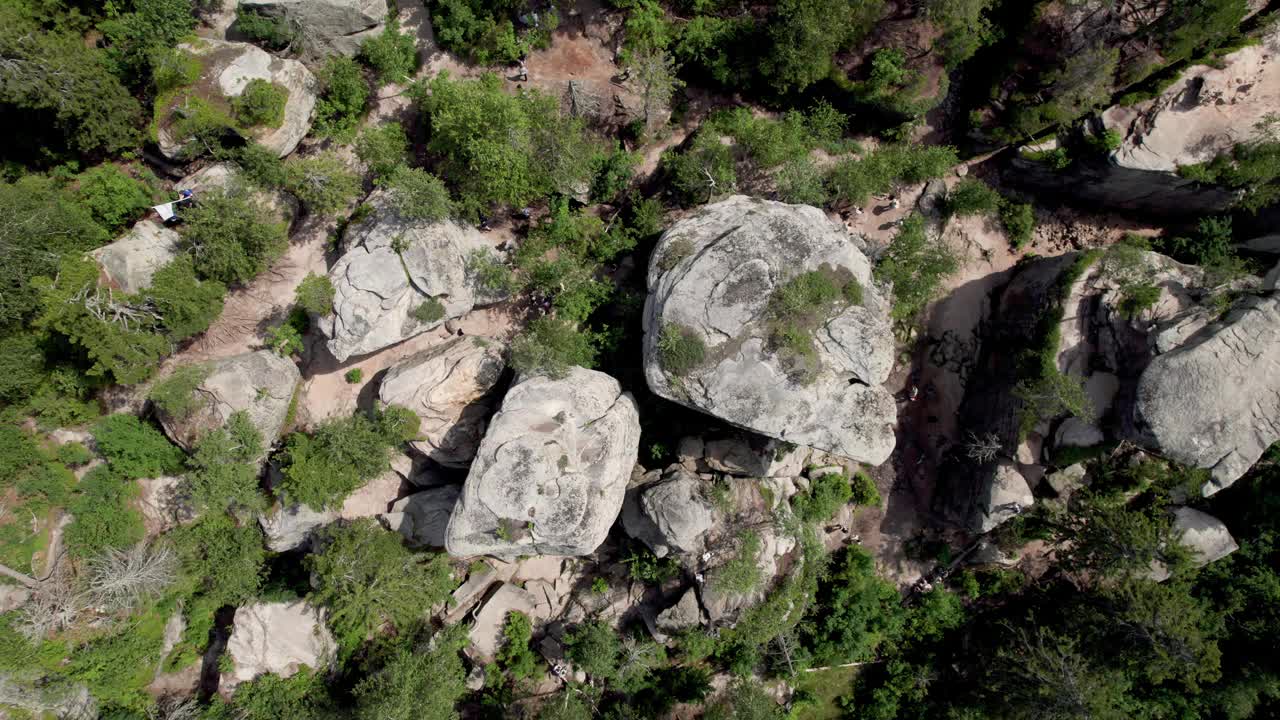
445 368 641 557
1149 507 1239 581
91 221 182 294
237 0 386 58
260 461 406 551
321 193 505 362
621 466 714 558
381 484 461 548
157 39 317 160
155 350 300 452
1007 30 1280 216
1132 295 1280 494
378 337 507 467
970 460 1035 533
222 601 335 689
643 196 896 464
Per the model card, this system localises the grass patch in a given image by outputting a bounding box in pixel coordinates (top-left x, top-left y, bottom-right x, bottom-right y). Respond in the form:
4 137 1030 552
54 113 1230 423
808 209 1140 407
412 297 446 325
658 323 706 376
767 266 862 383
791 664 862 720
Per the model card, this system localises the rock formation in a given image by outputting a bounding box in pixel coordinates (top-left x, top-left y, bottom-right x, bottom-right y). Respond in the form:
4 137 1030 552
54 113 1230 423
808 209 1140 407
381 485 462 548
378 336 507 467
320 193 505 362
1149 507 1239 581
445 368 641 557
237 0 386 58
177 162 298 226
260 461 407 551
222 600 336 689
156 39 317 160
643 196 897 464
1007 29 1280 216
154 350 300 452
90 221 182 294
1132 295 1280 494
970 460 1035 533
621 466 714 558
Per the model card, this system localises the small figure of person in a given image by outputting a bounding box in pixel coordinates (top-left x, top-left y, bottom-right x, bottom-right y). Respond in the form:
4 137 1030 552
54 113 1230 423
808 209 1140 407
889 196 900 210
517 59 529 82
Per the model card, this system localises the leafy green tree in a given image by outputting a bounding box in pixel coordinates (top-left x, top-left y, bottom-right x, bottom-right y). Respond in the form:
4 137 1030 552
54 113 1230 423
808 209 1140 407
704 679 787 720
497 611 540 681
294 273 335 316
565 620 622 682
146 254 227 340
0 176 110 328
92 413 184 480
172 512 266 606
65 465 145 558
0 7 143 158
801 545 903 665
1013 370 1092 436
212 669 331 720
360 18 418 84
98 0 196 83
277 406 420 509
356 123 411 182
284 152 361 215
991 625 1132 720
386 166 454 221
74 165 153 232
792 470 853 523
711 530 764 595
1099 578 1223 690
313 56 370 139
148 363 211 420
235 9 296 50
509 317 600 378
760 0 884 93
1056 494 1188 579
185 411 267 516
308 519 456 654
419 72 595 218
182 187 288 285
874 213 960 323
928 0 998 67
1153 0 1248 64
354 624 469 720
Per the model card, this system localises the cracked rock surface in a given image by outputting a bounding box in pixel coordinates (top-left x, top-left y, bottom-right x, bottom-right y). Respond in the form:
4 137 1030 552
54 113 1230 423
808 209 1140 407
1132 295 1280 494
238 0 386 58
445 367 640 557
642 195 896 463
155 350 300 453
90 220 181 294
222 600 335 690
378 336 507 467
320 191 504 362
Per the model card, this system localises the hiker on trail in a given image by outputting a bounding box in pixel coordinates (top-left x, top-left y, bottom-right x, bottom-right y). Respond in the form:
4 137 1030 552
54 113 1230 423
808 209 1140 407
517 59 529 82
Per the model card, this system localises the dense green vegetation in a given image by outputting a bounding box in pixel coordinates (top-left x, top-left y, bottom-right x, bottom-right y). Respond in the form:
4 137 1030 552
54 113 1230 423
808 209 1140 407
277 405 419 510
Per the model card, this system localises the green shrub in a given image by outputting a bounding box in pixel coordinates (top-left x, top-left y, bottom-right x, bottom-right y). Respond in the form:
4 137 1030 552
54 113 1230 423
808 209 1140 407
826 144 959 207
465 249 515 296
344 368 364 384
509 316 600 378
166 96 238 160
92 413 184 480
65 465 144 559
147 255 227 341
590 146 639 202
227 142 288 188
149 364 211 420
659 131 737 206
564 620 622 681
295 273 336 316
235 9 295 49
945 178 1002 217
172 513 266 605
412 298 446 325
232 79 288 128
874 213 960 324
623 545 681 584
801 545 903 665
658 324 706 376
1014 370 1093 437
766 267 861 379
284 152 361 215
356 123 410 182
386 167 454 221
181 187 288 285
793 471 852 523
1118 282 1161 319
850 470 881 506
497 612 539 681
185 411 265 515
75 165 152 231
56 441 94 467
711 531 763 595
999 201 1036 249
277 406 420 509
313 56 370 140
308 519 456 655
267 307 308 357
353 624 469 720
360 18 418 84
151 48 202 94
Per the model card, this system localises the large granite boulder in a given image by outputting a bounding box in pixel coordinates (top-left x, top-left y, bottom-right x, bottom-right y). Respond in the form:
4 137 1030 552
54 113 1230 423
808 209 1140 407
156 39 317 160
1132 295 1280 494
445 368 641 557
155 351 300 452
91 221 182 294
238 0 387 58
177 162 298 226
378 337 507 467
642 196 896 464
321 193 505 362
381 484 461 548
970 460 1035 533
1008 29 1280 216
222 600 336 689
260 461 406 551
621 466 714 558
1149 507 1239 581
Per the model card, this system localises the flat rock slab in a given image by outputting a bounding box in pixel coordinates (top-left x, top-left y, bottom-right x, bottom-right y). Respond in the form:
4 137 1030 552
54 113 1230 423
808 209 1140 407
155 350 300 453
222 601 335 690
91 220 182 294
445 367 640 557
